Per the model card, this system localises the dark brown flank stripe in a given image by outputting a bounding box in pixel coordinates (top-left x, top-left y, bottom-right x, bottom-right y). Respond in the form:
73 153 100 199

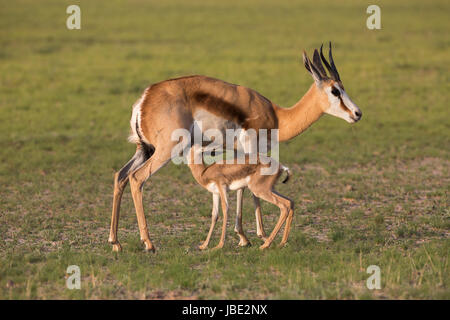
193 91 248 127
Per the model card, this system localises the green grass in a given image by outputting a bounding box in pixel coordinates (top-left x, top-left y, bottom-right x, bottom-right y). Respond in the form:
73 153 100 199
0 0 448 299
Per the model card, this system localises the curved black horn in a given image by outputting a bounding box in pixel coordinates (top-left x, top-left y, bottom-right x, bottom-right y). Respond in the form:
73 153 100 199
313 49 327 78
328 42 341 81
320 44 332 76
320 43 340 81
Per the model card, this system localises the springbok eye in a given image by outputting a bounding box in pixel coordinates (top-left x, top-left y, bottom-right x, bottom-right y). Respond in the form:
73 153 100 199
331 87 340 97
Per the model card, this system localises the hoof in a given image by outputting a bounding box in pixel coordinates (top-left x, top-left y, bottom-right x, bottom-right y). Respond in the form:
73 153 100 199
112 243 122 252
143 240 155 253
238 240 251 247
198 244 208 250
257 235 268 242
213 243 224 250
259 242 271 250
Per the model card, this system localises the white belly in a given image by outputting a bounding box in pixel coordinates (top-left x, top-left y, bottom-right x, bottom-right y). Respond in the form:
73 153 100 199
229 176 250 191
205 176 250 194
193 109 239 133
206 182 219 193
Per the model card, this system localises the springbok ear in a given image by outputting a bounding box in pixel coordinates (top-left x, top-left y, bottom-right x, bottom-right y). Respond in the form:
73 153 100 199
302 51 322 85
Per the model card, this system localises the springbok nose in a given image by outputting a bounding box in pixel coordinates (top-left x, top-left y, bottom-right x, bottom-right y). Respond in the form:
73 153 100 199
355 110 362 119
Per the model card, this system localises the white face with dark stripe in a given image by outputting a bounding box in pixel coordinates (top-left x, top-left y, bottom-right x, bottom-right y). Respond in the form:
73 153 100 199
324 83 362 123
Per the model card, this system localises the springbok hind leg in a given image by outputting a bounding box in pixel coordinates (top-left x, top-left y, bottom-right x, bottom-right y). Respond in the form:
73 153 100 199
108 172 128 252
109 147 150 252
129 150 171 252
257 190 293 250
234 188 250 247
279 207 294 247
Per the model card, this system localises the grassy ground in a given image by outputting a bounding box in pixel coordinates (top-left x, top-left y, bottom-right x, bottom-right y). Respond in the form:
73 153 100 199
0 0 448 299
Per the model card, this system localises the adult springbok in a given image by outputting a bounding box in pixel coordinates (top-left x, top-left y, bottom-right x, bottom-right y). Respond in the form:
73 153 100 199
187 145 292 250
108 43 362 252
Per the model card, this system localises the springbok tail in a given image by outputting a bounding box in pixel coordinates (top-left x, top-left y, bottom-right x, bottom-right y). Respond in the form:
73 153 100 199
281 165 291 184
117 144 155 182
128 90 151 145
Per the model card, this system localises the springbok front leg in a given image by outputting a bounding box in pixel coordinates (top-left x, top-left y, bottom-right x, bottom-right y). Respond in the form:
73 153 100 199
214 185 229 249
199 193 220 250
234 188 250 247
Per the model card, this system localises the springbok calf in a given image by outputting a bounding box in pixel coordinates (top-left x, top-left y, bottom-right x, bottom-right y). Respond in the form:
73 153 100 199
108 43 362 252
187 146 292 250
